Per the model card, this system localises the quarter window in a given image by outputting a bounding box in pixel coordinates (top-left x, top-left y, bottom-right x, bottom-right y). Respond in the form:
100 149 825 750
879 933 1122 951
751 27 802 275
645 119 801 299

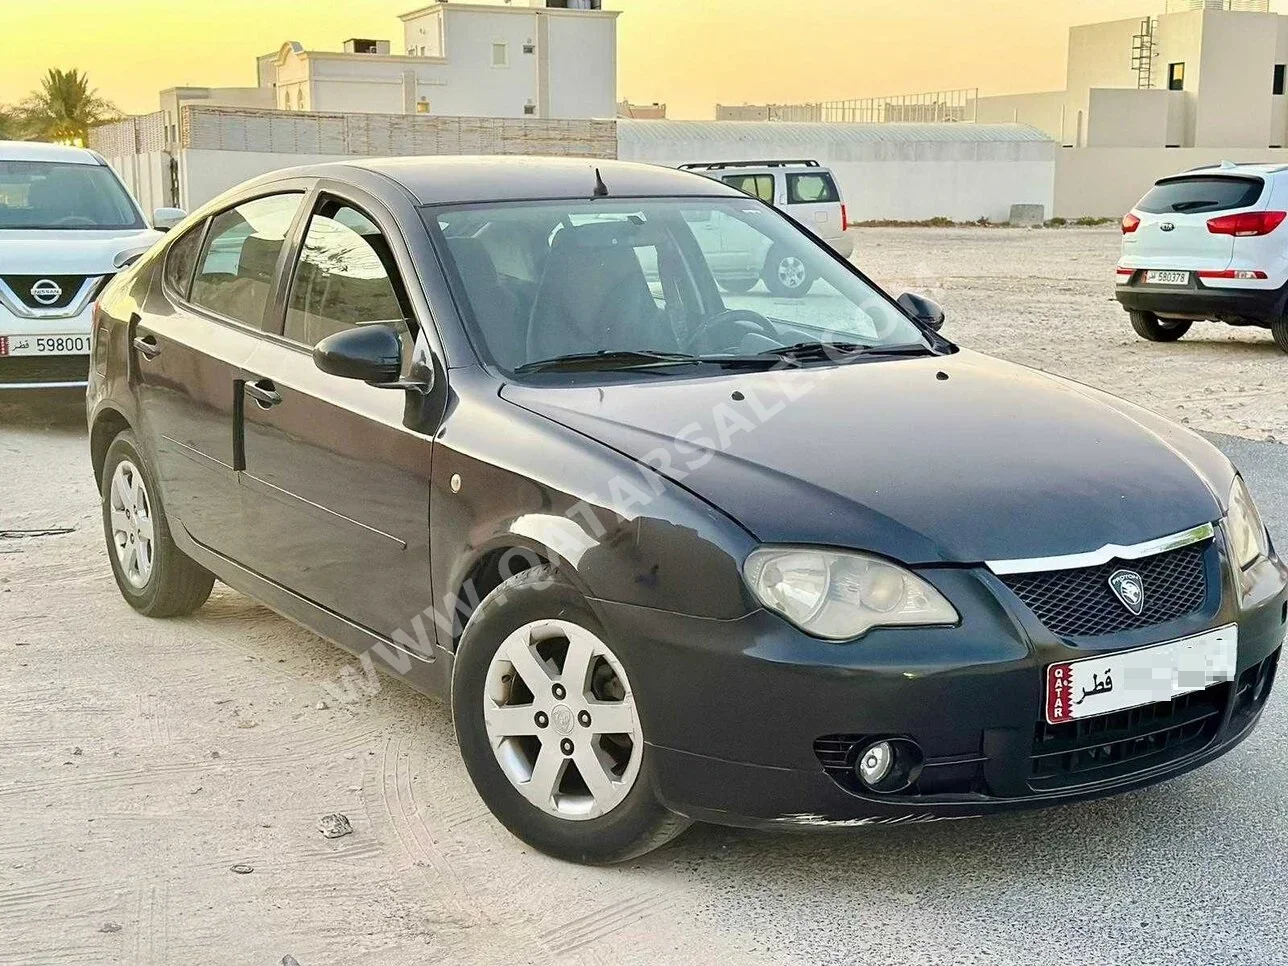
786 172 840 205
189 193 302 328
163 221 206 300
285 200 410 351
721 174 775 204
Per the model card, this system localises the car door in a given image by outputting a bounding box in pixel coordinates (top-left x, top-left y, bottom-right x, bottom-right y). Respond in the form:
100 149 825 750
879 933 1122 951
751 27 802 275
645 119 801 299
133 190 305 559
236 189 435 641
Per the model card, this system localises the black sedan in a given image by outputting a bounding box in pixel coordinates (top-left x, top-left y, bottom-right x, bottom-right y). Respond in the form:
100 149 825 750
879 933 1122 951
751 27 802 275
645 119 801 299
87 157 1286 864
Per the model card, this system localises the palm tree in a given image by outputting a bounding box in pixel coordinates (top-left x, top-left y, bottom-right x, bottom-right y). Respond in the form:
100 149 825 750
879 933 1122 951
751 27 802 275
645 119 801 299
0 106 18 141
17 69 118 145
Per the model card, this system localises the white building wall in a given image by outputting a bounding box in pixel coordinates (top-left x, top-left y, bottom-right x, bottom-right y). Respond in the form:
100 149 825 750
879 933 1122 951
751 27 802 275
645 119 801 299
618 122 1055 223
1085 88 1171 147
545 13 617 119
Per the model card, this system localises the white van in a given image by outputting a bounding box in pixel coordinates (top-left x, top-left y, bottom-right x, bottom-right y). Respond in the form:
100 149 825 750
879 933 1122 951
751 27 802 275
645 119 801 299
680 160 851 297
0 141 184 388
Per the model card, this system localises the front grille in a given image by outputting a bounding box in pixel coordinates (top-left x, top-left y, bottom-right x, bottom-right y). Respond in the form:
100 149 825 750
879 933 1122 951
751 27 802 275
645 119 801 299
1000 543 1208 638
0 355 90 386
1 275 92 310
1029 684 1226 791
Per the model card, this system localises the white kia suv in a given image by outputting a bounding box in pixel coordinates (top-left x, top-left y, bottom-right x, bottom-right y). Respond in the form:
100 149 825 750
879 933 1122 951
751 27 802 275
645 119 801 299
0 141 184 389
1116 160 1288 352
679 159 852 297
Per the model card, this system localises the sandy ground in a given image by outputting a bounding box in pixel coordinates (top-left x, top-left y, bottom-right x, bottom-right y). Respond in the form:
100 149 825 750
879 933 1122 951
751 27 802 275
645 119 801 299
2 227 1286 966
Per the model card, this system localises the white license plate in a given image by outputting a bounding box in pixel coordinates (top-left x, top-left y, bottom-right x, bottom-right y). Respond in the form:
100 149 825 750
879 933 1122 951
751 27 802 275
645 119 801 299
1045 624 1238 725
0 335 91 357
1144 270 1190 285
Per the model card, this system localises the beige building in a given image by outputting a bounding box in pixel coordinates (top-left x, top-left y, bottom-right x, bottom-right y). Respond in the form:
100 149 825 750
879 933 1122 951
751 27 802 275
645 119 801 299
974 2 1286 150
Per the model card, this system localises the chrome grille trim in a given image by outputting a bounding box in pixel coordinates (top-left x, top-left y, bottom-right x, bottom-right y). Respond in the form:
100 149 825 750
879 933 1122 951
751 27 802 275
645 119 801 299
985 522 1216 576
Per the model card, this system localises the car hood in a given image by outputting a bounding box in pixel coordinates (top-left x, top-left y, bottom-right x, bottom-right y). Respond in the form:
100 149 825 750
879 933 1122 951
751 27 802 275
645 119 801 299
0 228 162 275
501 351 1230 565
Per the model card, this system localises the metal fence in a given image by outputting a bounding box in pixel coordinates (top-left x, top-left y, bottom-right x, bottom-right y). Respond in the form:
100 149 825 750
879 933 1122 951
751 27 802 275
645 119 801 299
820 89 979 124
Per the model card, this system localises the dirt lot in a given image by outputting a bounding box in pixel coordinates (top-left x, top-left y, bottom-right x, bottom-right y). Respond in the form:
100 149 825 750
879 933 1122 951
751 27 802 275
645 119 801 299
2 227 1286 966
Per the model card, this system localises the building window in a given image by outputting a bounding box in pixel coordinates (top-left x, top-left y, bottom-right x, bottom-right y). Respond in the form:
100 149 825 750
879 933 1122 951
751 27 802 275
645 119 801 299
1168 62 1185 91
1275 64 1286 95
416 99 430 114
492 42 509 68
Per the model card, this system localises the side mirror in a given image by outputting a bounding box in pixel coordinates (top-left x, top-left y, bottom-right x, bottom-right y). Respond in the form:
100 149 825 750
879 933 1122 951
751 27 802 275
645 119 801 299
314 324 404 385
152 207 186 232
897 292 945 332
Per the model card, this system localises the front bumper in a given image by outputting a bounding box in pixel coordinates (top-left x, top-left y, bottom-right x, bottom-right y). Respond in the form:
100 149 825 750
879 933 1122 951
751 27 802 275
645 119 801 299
594 545 1287 830
1115 274 1288 324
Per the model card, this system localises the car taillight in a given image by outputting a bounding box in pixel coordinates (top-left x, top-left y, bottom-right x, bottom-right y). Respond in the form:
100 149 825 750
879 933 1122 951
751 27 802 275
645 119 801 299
1122 213 1140 233
840 204 848 231
1206 210 1287 236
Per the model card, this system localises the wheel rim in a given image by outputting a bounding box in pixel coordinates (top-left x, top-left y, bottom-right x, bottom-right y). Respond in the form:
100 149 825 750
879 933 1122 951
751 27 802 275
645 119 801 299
483 619 643 821
108 460 155 590
776 256 807 289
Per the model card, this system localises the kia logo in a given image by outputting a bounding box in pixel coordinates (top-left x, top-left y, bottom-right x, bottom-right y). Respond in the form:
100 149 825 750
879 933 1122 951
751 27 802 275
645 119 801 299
1160 222 1175 232
30 278 62 305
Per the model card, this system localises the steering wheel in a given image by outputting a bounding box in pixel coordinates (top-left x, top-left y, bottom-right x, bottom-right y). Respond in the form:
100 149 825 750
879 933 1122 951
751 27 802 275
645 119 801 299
54 215 97 227
682 308 778 352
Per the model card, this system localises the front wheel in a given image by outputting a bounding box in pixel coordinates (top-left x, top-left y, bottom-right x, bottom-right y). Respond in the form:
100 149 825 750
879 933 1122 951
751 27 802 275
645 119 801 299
1130 310 1192 342
101 431 214 617
1272 318 1288 353
452 565 689 864
762 246 816 298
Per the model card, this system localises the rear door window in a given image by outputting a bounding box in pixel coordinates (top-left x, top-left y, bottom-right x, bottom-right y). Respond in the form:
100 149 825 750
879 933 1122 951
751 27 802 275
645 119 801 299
189 193 303 328
786 172 840 205
721 174 775 203
1137 176 1264 214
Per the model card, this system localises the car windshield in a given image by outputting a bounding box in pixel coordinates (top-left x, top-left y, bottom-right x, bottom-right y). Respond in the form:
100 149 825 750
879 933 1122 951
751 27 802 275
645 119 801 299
0 160 144 230
428 197 932 375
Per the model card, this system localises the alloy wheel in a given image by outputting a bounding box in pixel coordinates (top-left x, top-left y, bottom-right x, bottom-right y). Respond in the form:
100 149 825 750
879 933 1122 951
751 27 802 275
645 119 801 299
776 255 808 290
108 460 155 590
483 619 642 820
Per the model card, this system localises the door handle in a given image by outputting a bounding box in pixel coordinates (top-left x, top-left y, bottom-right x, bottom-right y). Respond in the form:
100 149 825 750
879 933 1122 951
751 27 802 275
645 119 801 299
243 378 281 409
132 334 161 359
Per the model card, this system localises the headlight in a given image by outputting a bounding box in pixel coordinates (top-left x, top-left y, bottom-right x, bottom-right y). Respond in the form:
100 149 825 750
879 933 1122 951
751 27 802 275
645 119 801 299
1226 475 1269 570
743 547 958 641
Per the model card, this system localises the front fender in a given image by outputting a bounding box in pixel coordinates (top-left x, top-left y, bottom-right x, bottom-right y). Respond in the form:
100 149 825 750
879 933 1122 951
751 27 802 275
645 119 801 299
430 368 759 644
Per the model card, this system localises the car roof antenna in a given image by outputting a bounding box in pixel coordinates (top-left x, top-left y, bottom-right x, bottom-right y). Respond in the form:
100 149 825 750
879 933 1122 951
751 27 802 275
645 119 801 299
593 167 609 198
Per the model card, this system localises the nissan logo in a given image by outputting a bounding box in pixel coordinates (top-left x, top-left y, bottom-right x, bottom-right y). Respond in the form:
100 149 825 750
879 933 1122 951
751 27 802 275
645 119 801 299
30 278 62 305
1160 222 1176 232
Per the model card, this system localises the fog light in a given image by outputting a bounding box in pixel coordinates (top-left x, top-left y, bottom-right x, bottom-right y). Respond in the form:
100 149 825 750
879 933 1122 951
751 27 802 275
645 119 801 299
857 741 893 786
853 737 924 794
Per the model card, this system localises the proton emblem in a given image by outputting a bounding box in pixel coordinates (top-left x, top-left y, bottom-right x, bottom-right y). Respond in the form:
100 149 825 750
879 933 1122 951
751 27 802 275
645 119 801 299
30 278 62 305
1160 222 1175 232
1108 569 1145 616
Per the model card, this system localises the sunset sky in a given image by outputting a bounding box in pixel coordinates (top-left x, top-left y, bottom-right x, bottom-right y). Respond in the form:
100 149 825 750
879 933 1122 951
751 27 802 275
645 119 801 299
2 0 1284 120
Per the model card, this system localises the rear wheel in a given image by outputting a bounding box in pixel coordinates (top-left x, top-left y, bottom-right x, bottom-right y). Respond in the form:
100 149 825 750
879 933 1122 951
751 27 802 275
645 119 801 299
453 566 689 864
1272 318 1288 353
1129 310 1192 343
101 431 214 617
762 245 815 298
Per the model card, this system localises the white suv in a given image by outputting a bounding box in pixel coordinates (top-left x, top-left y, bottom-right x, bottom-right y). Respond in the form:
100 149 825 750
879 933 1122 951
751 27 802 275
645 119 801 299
679 159 852 297
1116 161 1288 352
0 141 184 389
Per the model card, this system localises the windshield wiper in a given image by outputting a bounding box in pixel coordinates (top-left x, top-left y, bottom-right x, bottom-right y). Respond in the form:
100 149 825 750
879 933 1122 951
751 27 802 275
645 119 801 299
514 349 705 374
752 341 933 363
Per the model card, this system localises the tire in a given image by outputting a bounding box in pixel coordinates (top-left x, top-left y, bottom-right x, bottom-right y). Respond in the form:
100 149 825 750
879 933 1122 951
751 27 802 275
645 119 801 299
100 430 214 617
1272 318 1288 353
452 565 689 864
1129 310 1192 343
717 275 758 295
762 245 816 298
